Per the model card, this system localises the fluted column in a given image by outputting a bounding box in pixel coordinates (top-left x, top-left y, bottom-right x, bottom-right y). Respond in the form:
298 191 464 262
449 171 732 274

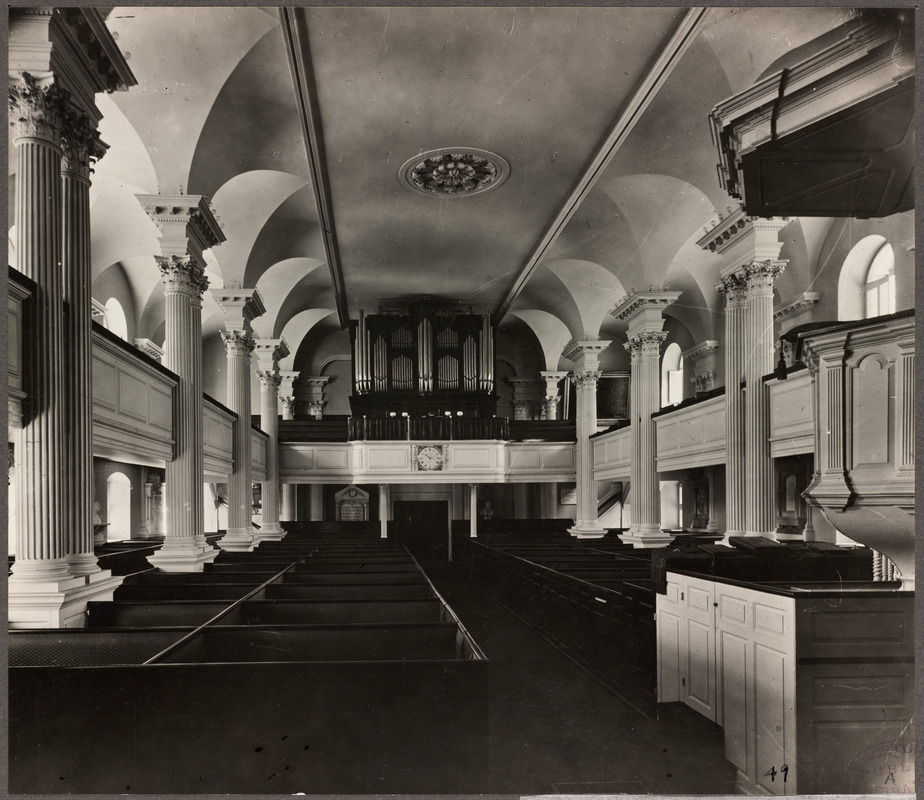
9 10 135 625
612 290 680 548
212 288 265 551
563 340 611 538
254 339 289 542
8 77 80 594
744 260 785 536
469 484 478 538
718 273 748 537
146 256 219 571
62 104 109 578
278 371 299 522
379 484 390 539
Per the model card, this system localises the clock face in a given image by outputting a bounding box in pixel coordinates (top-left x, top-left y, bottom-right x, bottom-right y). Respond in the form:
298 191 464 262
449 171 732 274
415 445 445 471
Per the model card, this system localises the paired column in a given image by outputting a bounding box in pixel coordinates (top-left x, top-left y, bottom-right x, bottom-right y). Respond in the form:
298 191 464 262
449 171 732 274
213 288 265 551
139 194 225 571
278 371 300 521
9 10 135 625
539 371 568 420
254 339 289 542
563 340 611 538
700 211 787 540
8 77 86 605
613 291 680 548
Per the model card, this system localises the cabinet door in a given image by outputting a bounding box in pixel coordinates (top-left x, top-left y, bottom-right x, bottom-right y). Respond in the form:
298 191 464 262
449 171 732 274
656 578 683 702
682 577 716 721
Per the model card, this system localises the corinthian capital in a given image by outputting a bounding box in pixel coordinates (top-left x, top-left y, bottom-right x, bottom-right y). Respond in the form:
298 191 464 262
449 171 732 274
256 370 281 391
60 107 108 178
625 330 667 361
744 259 786 296
157 255 209 299
716 271 748 308
220 329 255 356
9 74 71 144
574 370 602 391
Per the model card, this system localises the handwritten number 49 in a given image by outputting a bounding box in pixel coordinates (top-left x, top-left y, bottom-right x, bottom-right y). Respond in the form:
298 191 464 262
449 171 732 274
765 765 789 783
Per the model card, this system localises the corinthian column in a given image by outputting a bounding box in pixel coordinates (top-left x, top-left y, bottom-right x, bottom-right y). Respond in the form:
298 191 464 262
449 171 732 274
563 339 611 538
213 288 265 551
8 76 83 599
612 290 681 549
61 105 109 578
139 194 225 571
254 339 289 542
717 273 748 537
700 210 788 540
743 260 785 536
278 371 299 522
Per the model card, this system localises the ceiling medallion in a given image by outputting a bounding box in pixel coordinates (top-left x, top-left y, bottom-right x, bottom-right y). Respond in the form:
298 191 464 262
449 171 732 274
399 148 510 198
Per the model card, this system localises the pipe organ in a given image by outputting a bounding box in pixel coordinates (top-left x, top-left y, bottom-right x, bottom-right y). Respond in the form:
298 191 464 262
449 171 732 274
351 308 497 416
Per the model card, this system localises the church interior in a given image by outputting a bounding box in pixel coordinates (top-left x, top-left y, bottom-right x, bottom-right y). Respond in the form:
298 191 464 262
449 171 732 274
6 5 916 796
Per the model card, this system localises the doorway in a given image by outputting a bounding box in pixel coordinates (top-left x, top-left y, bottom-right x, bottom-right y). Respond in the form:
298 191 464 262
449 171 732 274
393 500 448 558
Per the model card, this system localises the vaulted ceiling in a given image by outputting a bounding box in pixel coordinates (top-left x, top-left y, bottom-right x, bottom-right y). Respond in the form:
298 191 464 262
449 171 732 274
74 5 860 379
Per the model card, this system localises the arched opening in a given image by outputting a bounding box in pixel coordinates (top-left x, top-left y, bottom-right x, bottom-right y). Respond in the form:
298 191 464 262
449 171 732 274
661 343 684 408
104 297 129 340
106 472 132 542
864 242 896 318
837 235 895 321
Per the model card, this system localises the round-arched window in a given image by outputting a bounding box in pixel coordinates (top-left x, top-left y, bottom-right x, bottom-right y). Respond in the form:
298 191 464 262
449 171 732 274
661 343 683 408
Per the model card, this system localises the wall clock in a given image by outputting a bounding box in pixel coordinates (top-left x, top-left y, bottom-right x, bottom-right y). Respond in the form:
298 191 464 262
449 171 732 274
414 444 446 471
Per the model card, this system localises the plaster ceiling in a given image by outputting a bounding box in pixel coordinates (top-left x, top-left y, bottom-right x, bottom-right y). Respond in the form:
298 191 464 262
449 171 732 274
82 5 857 366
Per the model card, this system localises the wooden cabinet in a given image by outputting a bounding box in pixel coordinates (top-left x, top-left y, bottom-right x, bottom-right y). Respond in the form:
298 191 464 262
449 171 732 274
657 572 914 795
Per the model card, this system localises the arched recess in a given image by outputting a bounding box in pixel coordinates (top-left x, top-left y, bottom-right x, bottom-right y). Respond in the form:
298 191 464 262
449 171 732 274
543 259 626 339
838 235 890 320
252 258 327 338
106 472 132 542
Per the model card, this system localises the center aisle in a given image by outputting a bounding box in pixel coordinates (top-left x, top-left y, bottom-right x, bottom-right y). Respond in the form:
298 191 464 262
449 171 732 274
418 557 737 795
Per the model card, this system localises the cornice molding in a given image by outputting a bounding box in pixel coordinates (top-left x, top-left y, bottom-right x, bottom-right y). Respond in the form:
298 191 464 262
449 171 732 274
682 340 719 362
774 291 821 323
211 287 266 328
611 289 682 325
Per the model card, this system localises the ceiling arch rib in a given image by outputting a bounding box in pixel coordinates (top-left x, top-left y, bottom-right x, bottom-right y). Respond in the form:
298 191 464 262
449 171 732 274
509 310 578 372
105 6 277 194
252 257 328 339
278 309 337 370
543 259 626 340
208 170 311 286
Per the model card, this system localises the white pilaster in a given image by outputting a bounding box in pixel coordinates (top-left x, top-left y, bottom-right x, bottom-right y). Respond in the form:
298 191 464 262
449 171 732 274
278 371 299 521
563 339 611 538
469 484 478 538
539 371 568 420
379 484 390 538
682 340 720 395
305 376 331 419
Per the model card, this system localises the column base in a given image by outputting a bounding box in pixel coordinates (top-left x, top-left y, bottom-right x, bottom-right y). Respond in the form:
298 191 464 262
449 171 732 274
568 522 607 539
252 523 286 544
148 538 220 571
217 528 256 552
619 524 675 549
67 552 104 578
9 569 123 629
774 529 806 542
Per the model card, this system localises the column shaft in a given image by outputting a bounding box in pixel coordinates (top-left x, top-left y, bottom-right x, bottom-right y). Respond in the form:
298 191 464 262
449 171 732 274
11 132 70 581
721 276 747 536
744 263 783 536
469 484 478 538
62 158 101 575
223 335 255 544
257 372 284 539
280 397 295 521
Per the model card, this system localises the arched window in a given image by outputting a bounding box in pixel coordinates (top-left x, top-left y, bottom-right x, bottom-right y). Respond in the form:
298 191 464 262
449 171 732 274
838 235 895 321
864 242 896 318
661 343 684 408
104 298 129 340
106 472 132 542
